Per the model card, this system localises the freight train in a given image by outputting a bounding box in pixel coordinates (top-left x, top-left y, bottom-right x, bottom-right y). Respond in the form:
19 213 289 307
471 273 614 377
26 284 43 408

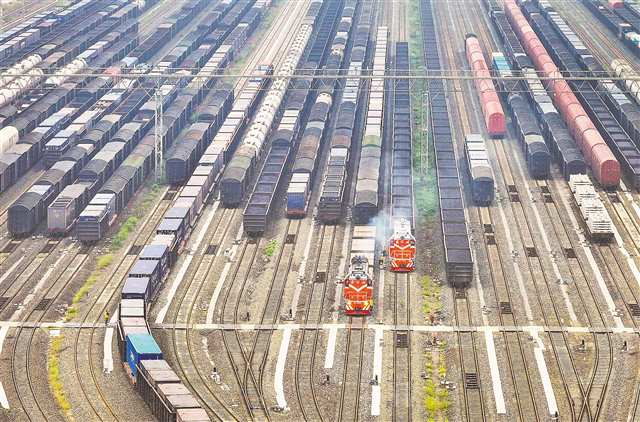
464 33 506 138
344 225 376 315
421 0 473 288
388 218 415 272
503 0 621 188
115 5 322 421
353 26 388 224
316 1 375 223
220 13 315 207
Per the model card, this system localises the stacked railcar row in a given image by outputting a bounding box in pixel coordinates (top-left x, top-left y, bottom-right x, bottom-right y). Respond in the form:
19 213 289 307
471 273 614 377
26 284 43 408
219 6 318 207
7 0 236 237
464 134 494 205
0 0 120 65
244 0 351 233
352 26 387 224
284 0 346 219
0 3 139 127
77 1 263 242
0 1 138 109
521 2 640 188
503 0 621 188
420 0 473 287
390 42 414 226
522 69 587 179
582 0 640 56
117 5 331 420
0 1 93 59
487 5 587 180
464 34 506 138
317 0 374 223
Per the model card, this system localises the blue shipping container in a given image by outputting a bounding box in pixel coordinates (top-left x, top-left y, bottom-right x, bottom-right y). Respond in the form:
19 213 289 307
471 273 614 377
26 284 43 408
125 333 162 377
286 183 307 216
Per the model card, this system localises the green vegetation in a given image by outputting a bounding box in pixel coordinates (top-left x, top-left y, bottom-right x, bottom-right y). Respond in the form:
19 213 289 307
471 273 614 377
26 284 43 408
112 216 139 250
264 239 279 257
48 335 72 417
408 0 438 219
97 254 113 269
421 275 442 316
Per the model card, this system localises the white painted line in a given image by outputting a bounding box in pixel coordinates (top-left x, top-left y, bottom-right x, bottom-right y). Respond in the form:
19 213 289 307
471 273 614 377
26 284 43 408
205 244 238 324
0 257 24 285
553 180 624 328
103 311 118 373
0 252 65 410
274 328 291 411
296 224 314 282
156 202 219 323
484 331 506 414
0 383 8 409
333 220 352 321
511 151 577 323
0 325 8 409
529 328 558 416
324 326 337 369
192 200 219 251
377 269 385 321
371 326 383 416
496 198 534 321
156 254 192 323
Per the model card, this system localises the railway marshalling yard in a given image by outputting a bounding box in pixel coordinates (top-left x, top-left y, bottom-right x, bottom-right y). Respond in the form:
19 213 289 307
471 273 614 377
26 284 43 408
5 0 640 421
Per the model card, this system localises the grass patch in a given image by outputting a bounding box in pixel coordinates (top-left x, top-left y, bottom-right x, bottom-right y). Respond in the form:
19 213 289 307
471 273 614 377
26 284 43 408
97 254 113 269
408 0 438 220
264 239 278 258
421 275 442 316
112 216 139 250
48 335 72 416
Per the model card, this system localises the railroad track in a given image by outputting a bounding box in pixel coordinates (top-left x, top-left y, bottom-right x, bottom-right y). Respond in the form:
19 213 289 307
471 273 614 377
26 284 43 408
9 245 90 420
160 2 312 420
168 204 240 421
294 223 337 421
69 185 172 421
336 317 366 422
470 2 620 419
385 1 413 418
432 4 489 420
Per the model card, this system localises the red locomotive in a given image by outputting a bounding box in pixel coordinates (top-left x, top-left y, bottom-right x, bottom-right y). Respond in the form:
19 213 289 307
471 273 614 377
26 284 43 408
388 218 416 272
343 255 373 316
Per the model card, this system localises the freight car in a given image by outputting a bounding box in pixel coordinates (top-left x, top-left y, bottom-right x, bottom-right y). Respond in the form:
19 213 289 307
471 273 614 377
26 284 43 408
465 33 506 138
353 26 387 224
569 174 614 241
464 134 494 205
422 0 473 287
507 93 551 178
521 3 640 188
520 68 587 180
220 21 314 207
245 0 351 233
503 0 620 188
